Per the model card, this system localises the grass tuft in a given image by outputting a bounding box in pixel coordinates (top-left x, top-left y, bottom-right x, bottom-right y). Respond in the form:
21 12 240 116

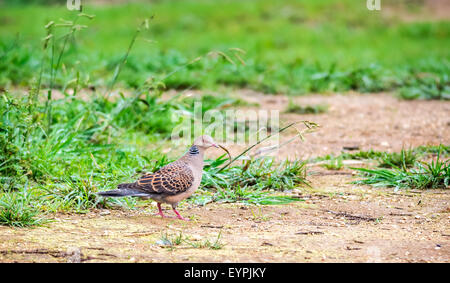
156 231 224 250
378 148 417 169
203 157 309 192
321 156 344 170
0 188 48 227
285 100 328 115
353 147 449 190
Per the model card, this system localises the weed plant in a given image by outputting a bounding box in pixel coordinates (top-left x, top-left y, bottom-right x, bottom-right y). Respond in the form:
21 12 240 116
353 147 449 190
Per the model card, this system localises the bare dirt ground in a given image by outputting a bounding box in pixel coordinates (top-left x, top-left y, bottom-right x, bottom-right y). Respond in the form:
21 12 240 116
0 91 449 262
383 0 450 22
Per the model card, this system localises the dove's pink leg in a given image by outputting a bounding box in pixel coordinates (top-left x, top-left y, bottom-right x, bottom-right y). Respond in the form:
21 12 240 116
155 203 166 218
173 208 190 221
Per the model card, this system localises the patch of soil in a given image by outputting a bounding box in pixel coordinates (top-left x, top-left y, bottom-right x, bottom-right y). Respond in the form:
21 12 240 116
383 0 450 22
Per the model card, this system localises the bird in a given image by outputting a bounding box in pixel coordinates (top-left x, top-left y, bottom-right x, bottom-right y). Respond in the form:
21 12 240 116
98 135 224 221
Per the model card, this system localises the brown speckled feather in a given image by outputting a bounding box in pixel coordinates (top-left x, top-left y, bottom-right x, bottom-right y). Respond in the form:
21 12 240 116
136 160 194 195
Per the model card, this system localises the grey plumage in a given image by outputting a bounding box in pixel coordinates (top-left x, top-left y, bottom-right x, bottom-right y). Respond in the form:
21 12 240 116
97 184 149 197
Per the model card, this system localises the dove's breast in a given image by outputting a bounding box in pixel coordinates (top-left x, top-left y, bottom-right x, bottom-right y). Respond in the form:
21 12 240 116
161 162 203 205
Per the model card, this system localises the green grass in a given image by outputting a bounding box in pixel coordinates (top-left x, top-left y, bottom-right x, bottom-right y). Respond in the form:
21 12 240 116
314 150 384 163
0 0 449 96
321 156 344 170
285 100 328 114
353 147 450 190
378 148 418 169
0 187 48 227
156 231 224 250
203 156 309 191
414 145 450 156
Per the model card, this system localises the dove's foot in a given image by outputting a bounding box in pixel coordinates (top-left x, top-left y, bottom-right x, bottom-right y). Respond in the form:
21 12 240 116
154 212 166 218
173 209 190 221
154 203 167 218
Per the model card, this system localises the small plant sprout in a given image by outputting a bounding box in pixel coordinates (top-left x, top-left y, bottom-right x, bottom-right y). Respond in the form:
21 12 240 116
321 156 344 170
155 231 224 250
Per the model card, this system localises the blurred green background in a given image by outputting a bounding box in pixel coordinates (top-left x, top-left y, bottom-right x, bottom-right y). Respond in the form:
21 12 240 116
0 0 449 95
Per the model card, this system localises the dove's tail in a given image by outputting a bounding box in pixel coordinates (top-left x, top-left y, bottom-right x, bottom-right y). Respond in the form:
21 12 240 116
97 182 149 197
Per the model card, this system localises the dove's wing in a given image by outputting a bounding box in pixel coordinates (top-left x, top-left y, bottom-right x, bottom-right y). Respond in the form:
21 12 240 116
137 160 194 195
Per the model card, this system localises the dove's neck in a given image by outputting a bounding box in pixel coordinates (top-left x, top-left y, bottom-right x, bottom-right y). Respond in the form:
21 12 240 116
180 145 205 170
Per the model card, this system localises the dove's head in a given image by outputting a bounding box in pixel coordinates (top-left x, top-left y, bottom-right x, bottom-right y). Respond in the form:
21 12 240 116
192 135 232 163
193 135 219 149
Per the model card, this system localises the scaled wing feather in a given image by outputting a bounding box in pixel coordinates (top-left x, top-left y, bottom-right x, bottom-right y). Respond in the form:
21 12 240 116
137 161 194 195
